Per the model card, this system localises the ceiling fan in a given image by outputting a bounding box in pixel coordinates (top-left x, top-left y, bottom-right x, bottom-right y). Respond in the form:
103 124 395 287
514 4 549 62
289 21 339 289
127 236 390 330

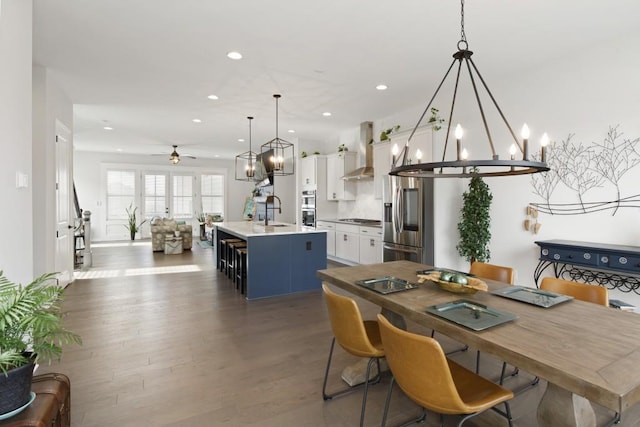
155 145 196 164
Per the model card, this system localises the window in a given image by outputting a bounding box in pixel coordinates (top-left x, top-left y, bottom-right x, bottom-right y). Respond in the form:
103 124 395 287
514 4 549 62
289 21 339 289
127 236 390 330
201 174 224 215
172 175 193 219
143 174 167 218
106 170 135 220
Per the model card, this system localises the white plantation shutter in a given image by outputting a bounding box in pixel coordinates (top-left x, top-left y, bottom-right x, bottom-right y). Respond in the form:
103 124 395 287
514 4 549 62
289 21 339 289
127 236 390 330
172 175 193 219
144 174 166 218
201 174 224 214
106 170 135 220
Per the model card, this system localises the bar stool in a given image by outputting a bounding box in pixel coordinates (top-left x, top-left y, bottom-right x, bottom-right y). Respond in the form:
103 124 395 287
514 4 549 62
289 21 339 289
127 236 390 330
219 238 242 273
236 247 248 294
227 240 247 281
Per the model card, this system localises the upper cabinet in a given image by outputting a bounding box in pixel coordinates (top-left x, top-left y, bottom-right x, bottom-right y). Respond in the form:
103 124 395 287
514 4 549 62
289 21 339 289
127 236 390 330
300 155 319 190
326 152 356 201
374 125 436 199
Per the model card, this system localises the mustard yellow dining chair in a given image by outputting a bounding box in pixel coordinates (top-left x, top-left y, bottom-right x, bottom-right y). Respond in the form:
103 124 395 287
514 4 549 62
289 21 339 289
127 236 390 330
321 284 385 427
377 314 514 427
470 261 515 285
540 277 609 306
469 262 516 374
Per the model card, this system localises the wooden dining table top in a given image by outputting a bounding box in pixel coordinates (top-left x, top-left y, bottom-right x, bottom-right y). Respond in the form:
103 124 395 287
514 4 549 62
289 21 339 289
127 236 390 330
317 260 640 415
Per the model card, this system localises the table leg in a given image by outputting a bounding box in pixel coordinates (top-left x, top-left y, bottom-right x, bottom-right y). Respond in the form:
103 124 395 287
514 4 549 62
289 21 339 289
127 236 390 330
380 308 407 330
537 382 596 427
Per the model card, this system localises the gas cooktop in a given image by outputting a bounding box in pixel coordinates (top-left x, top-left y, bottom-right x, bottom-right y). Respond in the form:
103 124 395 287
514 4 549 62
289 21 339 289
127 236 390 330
338 218 382 225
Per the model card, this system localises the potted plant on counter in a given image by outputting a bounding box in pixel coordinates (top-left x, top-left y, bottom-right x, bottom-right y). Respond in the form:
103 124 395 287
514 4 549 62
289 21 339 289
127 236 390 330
125 203 146 241
0 271 81 415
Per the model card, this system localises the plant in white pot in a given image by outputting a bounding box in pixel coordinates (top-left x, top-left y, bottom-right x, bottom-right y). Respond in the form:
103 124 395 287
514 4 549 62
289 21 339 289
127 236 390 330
0 271 81 414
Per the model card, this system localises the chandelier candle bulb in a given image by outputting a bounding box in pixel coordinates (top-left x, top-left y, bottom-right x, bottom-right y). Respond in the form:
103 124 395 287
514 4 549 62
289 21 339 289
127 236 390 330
540 133 549 163
415 149 423 162
509 144 517 160
455 124 463 160
521 124 530 160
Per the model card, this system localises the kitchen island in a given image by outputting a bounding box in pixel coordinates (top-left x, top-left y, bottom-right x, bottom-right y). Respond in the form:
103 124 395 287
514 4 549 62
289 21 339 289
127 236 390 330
214 221 327 300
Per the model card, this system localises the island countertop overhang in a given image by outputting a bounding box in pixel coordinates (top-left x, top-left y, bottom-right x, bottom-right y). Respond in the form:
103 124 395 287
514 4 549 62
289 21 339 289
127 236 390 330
214 221 326 238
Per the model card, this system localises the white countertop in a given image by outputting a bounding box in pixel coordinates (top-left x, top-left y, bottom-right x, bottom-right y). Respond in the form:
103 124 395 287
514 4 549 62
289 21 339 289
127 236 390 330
215 221 327 238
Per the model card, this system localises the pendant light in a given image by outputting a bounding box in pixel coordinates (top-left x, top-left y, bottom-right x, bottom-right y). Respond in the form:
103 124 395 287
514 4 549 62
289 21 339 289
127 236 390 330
261 94 295 176
235 116 259 181
169 145 180 165
390 0 549 178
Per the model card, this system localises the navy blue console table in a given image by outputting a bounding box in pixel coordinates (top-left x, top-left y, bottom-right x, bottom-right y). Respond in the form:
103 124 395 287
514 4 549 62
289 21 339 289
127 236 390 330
534 240 640 294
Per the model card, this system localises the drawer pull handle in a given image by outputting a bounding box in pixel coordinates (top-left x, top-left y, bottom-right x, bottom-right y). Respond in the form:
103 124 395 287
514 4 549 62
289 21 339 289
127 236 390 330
370 239 375 247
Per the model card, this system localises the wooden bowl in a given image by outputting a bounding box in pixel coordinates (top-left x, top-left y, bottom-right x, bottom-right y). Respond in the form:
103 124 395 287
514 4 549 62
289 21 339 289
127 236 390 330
417 273 488 294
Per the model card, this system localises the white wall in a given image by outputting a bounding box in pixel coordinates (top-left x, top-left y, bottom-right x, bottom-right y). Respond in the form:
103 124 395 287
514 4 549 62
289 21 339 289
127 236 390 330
0 0 34 283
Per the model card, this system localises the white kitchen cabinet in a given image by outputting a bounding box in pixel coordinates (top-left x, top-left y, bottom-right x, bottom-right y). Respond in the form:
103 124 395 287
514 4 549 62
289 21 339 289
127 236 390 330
326 152 356 201
316 220 336 257
335 223 359 263
373 141 391 199
358 226 383 264
300 155 318 190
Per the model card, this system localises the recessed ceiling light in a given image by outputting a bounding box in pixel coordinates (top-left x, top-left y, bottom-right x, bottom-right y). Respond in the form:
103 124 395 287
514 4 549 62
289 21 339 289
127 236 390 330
376 84 388 91
322 112 332 117
227 51 243 60
288 129 295 134
214 154 220 158
116 148 123 152
207 94 219 100
238 138 245 142
192 119 202 123
103 126 113 130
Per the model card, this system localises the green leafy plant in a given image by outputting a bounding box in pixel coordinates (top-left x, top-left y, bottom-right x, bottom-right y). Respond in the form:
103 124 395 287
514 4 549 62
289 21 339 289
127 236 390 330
301 151 308 158
0 271 81 375
428 107 445 131
195 212 206 223
337 144 348 153
380 125 400 141
457 168 493 264
124 203 146 239
313 151 320 155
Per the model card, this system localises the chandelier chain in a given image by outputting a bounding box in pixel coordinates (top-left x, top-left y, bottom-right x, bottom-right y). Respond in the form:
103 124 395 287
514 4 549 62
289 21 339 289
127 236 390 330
460 0 466 44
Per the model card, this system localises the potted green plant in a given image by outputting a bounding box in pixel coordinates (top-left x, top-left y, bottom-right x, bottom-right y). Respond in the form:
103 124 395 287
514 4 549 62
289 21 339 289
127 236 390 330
124 203 146 241
0 271 81 414
457 168 493 264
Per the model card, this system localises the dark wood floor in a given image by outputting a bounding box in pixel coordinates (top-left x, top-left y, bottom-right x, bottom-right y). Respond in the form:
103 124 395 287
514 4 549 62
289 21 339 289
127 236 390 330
41 241 635 426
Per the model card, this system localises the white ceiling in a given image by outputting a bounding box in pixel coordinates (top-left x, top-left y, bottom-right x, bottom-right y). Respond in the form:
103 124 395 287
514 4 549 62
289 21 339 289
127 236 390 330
32 0 640 161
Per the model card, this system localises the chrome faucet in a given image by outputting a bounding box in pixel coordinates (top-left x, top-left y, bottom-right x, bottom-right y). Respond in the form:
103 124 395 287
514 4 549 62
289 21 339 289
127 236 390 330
264 195 282 225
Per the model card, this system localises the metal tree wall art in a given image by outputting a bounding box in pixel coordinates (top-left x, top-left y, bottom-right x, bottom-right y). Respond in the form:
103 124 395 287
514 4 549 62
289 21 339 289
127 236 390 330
529 125 640 216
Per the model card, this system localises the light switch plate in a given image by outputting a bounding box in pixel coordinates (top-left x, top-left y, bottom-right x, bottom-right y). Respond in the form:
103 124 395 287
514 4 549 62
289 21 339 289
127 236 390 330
16 172 28 188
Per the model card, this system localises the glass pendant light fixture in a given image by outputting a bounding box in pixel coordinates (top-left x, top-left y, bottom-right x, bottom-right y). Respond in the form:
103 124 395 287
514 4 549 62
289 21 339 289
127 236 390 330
390 0 549 178
261 94 295 176
235 116 259 181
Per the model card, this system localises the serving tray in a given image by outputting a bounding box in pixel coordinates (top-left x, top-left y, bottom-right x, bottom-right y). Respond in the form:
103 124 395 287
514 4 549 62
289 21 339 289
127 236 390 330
425 299 517 331
355 276 418 294
491 286 573 308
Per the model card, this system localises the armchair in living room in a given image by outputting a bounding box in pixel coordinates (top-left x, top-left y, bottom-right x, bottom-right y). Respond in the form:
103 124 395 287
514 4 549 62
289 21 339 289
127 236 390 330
150 217 193 252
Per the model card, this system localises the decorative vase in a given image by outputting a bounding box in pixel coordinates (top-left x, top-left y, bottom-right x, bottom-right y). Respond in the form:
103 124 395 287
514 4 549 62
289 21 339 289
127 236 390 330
0 361 34 414
130 230 136 241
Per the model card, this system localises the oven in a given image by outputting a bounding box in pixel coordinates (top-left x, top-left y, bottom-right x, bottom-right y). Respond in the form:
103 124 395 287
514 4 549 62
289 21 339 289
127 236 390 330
301 190 316 227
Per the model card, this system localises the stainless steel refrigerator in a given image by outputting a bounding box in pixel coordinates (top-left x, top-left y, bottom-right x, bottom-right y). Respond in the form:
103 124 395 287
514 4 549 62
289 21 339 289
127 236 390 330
382 175 434 265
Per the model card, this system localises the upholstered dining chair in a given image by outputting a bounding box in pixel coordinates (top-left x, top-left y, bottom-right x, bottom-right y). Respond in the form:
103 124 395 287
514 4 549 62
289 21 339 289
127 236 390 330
321 284 385 427
377 314 514 427
540 277 609 306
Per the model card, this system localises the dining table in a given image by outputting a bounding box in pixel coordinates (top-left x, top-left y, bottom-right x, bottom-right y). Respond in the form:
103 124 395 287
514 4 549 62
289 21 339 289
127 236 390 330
317 260 640 427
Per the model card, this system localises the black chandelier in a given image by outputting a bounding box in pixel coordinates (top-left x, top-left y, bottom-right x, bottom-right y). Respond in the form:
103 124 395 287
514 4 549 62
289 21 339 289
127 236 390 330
235 116 259 181
390 0 549 178
261 94 295 176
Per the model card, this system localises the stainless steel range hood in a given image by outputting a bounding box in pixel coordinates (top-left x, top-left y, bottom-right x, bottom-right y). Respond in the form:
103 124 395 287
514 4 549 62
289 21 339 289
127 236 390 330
342 121 374 180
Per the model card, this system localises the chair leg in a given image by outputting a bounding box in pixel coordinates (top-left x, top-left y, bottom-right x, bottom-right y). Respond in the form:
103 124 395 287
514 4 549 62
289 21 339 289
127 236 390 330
359 357 376 427
322 338 377 401
381 376 395 427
